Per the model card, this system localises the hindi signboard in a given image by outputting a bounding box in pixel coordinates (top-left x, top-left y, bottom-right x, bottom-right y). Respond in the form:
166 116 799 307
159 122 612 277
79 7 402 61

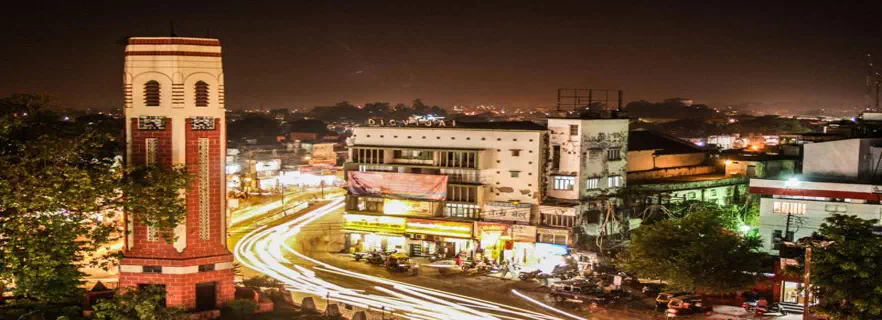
348 171 447 201
405 218 473 238
512 224 537 242
481 201 532 223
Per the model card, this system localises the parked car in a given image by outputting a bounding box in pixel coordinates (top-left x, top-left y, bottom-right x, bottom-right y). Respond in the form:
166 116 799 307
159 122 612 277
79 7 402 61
666 295 711 317
655 292 689 309
385 253 411 272
548 279 610 307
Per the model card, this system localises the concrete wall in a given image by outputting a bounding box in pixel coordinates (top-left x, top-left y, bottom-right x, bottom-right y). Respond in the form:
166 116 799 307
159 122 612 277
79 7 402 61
802 138 882 181
628 165 715 182
351 127 545 204
628 151 706 172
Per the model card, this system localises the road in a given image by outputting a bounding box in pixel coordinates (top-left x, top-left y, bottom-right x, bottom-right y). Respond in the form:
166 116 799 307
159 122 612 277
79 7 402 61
233 197 583 320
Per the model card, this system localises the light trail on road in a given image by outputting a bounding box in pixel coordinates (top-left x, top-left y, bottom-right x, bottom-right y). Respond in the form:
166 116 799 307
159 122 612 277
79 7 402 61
234 198 572 320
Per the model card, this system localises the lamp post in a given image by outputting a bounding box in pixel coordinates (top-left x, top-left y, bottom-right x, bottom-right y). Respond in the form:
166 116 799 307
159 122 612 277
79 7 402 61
783 238 834 320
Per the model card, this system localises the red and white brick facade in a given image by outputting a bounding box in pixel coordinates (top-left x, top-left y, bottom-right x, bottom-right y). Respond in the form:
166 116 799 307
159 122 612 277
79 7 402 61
120 37 233 310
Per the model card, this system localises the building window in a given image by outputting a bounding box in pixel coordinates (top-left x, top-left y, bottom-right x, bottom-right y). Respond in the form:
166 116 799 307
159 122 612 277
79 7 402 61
393 149 433 160
539 232 568 245
773 201 806 215
607 148 622 161
198 138 210 240
195 81 209 107
607 175 623 188
586 178 599 190
142 266 163 274
144 80 161 107
569 125 578 136
553 176 575 190
511 149 521 157
445 203 480 219
355 197 384 212
198 264 215 272
510 171 520 178
541 214 575 228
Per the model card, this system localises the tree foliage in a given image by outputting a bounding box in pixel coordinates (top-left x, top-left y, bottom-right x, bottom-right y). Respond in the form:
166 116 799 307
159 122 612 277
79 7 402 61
808 214 882 319
0 94 189 303
93 285 186 320
618 209 765 293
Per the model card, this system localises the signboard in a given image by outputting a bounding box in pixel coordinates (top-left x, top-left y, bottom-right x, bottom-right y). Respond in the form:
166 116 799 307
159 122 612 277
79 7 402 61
348 171 447 201
383 199 435 217
539 205 577 216
343 214 406 234
475 222 512 239
482 201 532 223
537 227 570 236
367 118 456 127
406 218 472 238
512 225 537 242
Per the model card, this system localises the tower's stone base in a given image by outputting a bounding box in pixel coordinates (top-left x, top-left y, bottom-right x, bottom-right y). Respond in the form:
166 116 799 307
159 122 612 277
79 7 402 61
118 254 235 310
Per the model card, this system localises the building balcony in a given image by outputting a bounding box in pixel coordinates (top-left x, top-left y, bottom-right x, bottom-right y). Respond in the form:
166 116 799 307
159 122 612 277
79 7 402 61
349 145 485 170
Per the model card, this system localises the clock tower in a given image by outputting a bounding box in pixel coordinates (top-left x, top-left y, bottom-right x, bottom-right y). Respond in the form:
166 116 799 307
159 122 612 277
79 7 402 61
119 37 234 310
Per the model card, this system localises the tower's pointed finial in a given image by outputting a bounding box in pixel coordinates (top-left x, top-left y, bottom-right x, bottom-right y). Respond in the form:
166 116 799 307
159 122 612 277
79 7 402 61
169 21 178 37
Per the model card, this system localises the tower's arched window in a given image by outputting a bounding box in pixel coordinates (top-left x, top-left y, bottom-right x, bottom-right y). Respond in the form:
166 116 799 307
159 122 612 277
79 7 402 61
195 81 209 107
144 80 161 107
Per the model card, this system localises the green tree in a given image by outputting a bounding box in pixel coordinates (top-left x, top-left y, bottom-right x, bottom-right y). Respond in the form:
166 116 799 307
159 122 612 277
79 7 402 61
93 285 186 320
618 209 764 293
807 214 882 319
0 94 190 304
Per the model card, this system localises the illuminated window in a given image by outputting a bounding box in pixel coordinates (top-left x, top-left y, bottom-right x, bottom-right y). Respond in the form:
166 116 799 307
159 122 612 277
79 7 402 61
195 81 209 107
608 175 623 188
773 201 806 215
586 178 599 190
144 80 160 106
553 176 575 190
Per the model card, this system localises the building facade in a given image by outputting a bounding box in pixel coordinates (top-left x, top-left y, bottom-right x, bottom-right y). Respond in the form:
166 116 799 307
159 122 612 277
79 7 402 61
119 37 234 310
344 122 550 263
749 138 882 308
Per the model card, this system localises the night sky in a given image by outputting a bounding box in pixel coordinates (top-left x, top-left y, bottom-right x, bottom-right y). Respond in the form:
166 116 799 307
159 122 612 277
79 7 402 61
2 1 882 112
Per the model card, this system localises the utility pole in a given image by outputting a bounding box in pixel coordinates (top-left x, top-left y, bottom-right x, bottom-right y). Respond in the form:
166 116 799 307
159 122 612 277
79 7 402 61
803 246 811 320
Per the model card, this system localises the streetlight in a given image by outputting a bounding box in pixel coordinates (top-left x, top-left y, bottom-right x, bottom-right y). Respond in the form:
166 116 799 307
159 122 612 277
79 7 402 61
782 238 835 320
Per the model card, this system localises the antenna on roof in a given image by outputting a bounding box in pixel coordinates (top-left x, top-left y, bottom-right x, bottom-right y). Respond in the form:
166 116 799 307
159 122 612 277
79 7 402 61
169 21 178 37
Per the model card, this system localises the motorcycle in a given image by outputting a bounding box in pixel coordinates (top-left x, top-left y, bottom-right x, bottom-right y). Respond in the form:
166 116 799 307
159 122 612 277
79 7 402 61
365 252 386 265
742 300 787 316
428 253 443 262
551 264 579 280
353 251 369 262
519 269 544 281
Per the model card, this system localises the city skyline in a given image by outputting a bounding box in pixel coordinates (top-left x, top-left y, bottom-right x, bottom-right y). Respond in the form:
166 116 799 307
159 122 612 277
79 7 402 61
2 2 882 112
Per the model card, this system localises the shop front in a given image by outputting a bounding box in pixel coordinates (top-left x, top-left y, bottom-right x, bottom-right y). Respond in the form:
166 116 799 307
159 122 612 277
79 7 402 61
511 224 537 265
475 222 512 263
343 214 407 253
405 218 474 258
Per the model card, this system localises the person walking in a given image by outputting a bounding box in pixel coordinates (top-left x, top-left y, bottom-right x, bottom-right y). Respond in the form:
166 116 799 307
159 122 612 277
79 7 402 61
499 260 510 280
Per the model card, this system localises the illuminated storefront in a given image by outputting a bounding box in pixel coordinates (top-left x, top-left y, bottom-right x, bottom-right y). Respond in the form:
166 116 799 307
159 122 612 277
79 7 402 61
405 218 474 257
475 222 512 262
343 214 407 253
511 224 537 264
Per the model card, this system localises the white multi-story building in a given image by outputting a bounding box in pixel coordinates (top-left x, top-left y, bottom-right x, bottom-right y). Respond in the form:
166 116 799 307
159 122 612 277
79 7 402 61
749 138 882 308
545 118 630 238
344 121 548 263
751 138 882 254
341 116 630 263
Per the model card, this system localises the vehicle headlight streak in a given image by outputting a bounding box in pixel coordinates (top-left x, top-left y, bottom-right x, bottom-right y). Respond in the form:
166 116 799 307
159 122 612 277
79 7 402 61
234 197 571 320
